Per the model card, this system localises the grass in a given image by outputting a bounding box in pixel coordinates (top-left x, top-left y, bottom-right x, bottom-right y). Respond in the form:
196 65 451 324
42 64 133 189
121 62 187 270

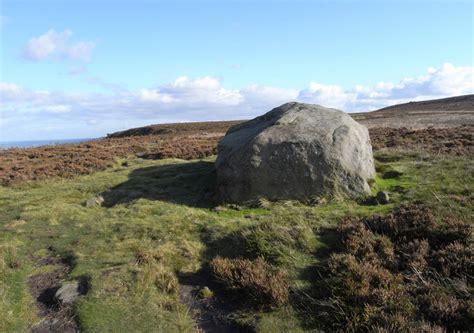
0 149 472 332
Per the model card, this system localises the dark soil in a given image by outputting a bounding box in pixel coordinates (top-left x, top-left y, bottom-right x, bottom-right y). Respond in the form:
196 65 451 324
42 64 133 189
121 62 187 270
178 271 255 333
27 255 86 333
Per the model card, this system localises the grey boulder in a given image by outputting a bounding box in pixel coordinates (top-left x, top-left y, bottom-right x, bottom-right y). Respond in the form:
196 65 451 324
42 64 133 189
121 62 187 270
215 102 376 203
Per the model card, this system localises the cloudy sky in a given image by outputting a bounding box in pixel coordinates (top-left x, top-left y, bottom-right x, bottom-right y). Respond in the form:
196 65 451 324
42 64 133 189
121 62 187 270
0 0 473 141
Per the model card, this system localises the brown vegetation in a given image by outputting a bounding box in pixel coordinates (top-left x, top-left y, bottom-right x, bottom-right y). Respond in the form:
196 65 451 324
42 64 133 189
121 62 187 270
370 125 473 156
0 135 220 186
314 205 473 332
1 122 472 186
209 256 289 307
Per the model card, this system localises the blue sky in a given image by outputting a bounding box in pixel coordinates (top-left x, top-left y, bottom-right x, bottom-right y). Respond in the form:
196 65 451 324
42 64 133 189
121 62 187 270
1 0 473 141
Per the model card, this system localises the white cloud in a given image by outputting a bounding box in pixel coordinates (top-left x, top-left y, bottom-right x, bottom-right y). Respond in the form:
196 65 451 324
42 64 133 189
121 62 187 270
157 76 244 107
43 105 71 113
298 63 474 112
0 82 24 100
298 83 356 109
1 63 473 141
21 29 95 62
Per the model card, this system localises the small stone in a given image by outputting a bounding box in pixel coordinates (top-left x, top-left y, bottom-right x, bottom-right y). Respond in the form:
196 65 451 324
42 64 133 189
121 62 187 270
199 286 214 299
376 191 390 204
55 282 80 304
85 195 104 207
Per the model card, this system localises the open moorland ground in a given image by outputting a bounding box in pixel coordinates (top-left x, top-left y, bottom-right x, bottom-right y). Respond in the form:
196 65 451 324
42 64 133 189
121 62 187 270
1 125 472 186
1 96 473 332
1 148 473 332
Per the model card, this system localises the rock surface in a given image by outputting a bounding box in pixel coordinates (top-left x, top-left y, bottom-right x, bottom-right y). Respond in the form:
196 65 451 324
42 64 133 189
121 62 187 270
55 282 80 304
85 195 104 207
215 102 376 203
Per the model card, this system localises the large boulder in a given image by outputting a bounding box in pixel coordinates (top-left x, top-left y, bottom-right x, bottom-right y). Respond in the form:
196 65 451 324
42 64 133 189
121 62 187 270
215 102 375 203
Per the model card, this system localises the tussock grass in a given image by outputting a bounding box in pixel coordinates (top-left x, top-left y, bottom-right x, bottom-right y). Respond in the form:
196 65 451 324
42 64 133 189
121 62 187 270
210 256 289 307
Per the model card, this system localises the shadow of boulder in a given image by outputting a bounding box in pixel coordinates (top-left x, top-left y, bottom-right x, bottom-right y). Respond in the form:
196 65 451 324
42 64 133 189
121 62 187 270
102 160 217 208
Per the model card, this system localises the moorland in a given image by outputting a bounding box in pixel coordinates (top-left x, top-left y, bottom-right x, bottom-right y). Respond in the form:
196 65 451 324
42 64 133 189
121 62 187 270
1 95 473 332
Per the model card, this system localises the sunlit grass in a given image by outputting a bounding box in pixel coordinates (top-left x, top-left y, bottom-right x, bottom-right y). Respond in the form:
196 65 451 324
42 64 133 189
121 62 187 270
0 150 472 332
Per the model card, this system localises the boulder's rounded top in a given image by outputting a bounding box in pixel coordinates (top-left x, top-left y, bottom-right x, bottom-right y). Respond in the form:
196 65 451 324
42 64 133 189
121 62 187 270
226 102 352 136
216 102 375 203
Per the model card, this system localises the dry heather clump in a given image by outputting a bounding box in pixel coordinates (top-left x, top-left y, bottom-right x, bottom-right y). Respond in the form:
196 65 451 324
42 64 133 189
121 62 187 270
432 241 474 277
209 256 289 307
369 126 473 157
134 248 179 294
317 205 474 332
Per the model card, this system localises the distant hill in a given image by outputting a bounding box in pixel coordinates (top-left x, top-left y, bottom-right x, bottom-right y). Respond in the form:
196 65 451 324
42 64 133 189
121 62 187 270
352 94 474 128
108 95 474 138
363 94 473 114
106 120 242 138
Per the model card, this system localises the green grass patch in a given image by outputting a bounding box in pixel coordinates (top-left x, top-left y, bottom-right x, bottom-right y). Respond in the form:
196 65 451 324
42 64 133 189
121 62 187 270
0 151 472 331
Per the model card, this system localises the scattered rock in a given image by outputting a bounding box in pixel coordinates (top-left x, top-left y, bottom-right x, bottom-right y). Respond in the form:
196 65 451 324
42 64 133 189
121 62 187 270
28 255 79 333
216 102 376 203
55 282 81 305
376 191 390 204
85 195 104 207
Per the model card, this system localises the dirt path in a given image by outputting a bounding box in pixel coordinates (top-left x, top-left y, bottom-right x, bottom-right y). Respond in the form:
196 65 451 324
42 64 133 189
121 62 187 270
178 272 254 333
27 253 85 333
